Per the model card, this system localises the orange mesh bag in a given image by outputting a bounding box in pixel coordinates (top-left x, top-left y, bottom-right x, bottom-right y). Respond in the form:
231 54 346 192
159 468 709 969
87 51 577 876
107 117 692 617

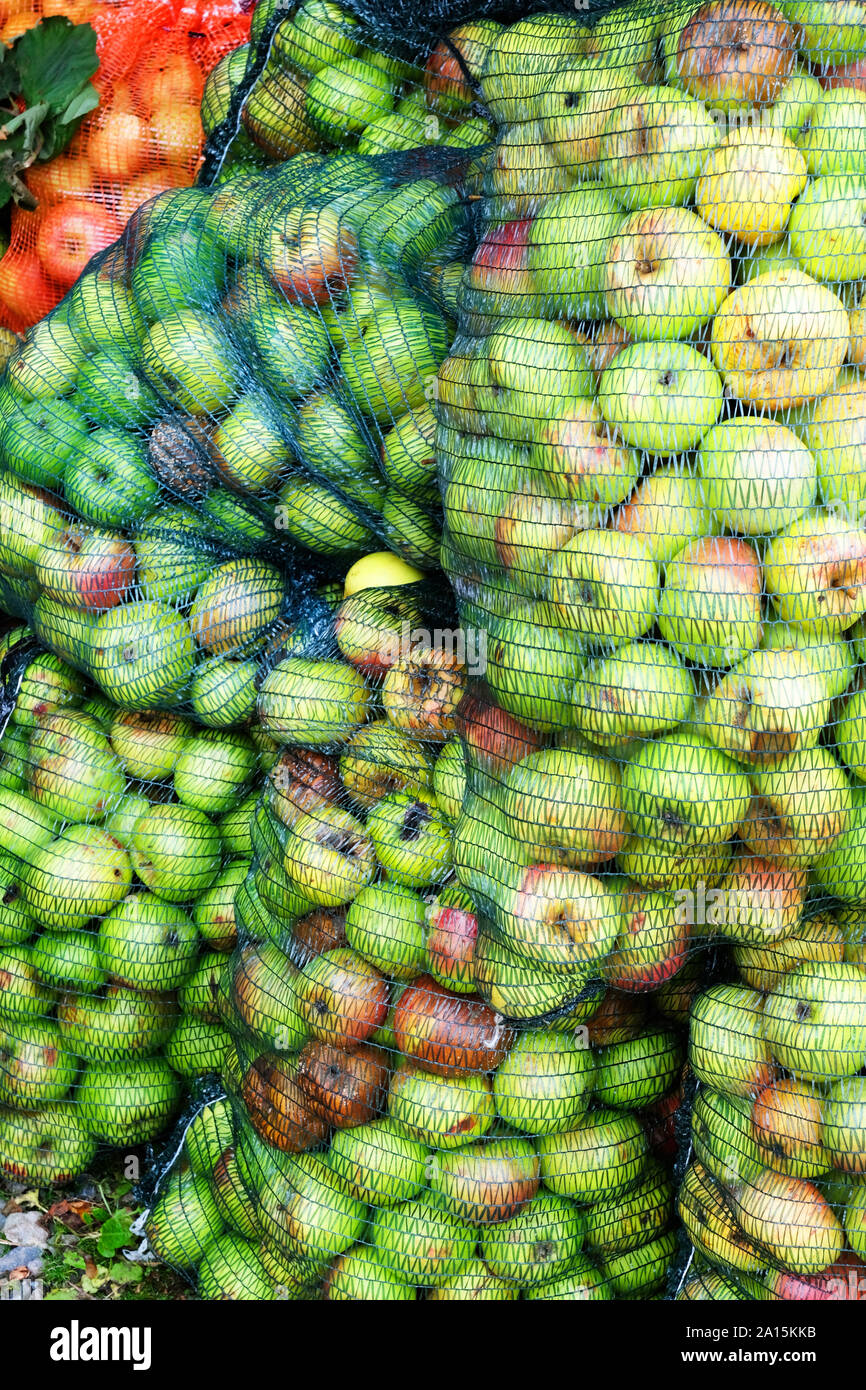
0 0 252 333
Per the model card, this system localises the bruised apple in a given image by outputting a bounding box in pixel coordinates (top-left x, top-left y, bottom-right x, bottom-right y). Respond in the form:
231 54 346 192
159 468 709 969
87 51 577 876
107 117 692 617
297 1040 389 1128
393 975 513 1077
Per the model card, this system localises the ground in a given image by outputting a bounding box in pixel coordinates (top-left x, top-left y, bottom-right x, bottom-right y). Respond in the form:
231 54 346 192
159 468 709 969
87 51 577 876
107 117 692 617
0 1148 191 1302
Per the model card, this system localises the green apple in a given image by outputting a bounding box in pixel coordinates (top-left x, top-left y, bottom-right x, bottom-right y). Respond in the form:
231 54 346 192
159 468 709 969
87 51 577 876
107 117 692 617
369 1191 474 1286
0 1021 76 1106
30 928 104 993
537 57 643 181
799 380 866 520
584 1160 673 1256
574 639 694 745
692 1086 764 1187
480 13 586 124
210 394 292 496
601 1230 677 1299
132 221 224 322
211 1145 260 1238
22 825 132 932
548 528 659 646
146 1166 224 1269
329 1116 427 1207
823 1075 866 1175
537 1105 648 1204
258 658 370 747
131 803 221 902
0 944 53 1022
326 1245 415 1301
73 352 161 431
837 685 866 780
493 1029 595 1137
599 84 719 209
700 645 831 766
184 1096 234 1175
65 428 159 529
0 477 66 580
366 790 451 889
90 601 195 710
230 941 306 1052
242 65 316 161
732 1167 844 1276
233 270 332 400
789 175 866 282
622 728 750 848
527 183 624 321
0 786 59 861
26 711 125 824
0 853 37 946
813 789 866 903
97 892 198 992
189 658 258 729
141 310 238 417
77 1054 180 1144
340 300 449 425
388 1065 494 1148
611 463 716 566
0 393 88 490
57 984 174 1062
603 204 731 342
194 860 250 952
67 272 146 355
481 1190 585 1287
197 1233 271 1300
306 57 393 139
179 951 229 1021
690 983 775 1098
594 1028 682 1110
762 961 866 1081
798 88 866 177
273 0 359 75
109 709 192 781
600 339 724 456
432 738 466 824
484 617 585 734
276 476 378 557
698 418 817 535
659 534 763 668
427 1259 518 1301
744 743 854 867
345 882 426 980
190 558 284 656
173 729 256 815
764 509 866 633
0 1104 95 1183
164 1016 232 1078
780 2 866 65
219 791 259 859
529 396 640 509
5 315 85 400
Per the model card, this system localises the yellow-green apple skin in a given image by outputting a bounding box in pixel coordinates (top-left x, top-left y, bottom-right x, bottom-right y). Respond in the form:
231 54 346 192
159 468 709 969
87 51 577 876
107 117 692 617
711 268 850 410
537 57 643 181
621 728 750 849
799 380 866 520
697 418 817 536
699 645 831 766
611 464 717 566
598 340 724 455
573 638 694 746
697 125 807 247
547 528 659 646
658 535 763 669
744 742 854 867
797 88 866 177
762 961 866 1081
764 509 866 633
835 685 866 780
732 1169 844 1275
688 983 775 1099
597 84 719 210
527 184 625 321
789 175 866 282
603 205 731 341
780 2 866 67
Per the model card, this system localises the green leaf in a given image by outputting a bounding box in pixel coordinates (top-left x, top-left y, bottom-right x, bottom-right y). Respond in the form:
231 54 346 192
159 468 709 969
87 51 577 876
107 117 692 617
44 1290 80 1301
109 1261 143 1285
15 17 98 116
59 81 99 125
0 51 17 105
96 1210 134 1258
62 1251 87 1271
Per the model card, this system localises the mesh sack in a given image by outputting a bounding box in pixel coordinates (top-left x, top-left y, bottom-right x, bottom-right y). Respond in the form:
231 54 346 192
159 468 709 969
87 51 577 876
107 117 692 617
429 0 866 1302
0 145 475 715
138 568 687 1301
0 618 284 1188
0 0 253 334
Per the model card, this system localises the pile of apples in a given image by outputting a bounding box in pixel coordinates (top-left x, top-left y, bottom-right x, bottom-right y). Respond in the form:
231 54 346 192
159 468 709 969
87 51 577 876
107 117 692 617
135 564 695 1301
0 138 469 714
0 619 281 1185
433 0 866 1299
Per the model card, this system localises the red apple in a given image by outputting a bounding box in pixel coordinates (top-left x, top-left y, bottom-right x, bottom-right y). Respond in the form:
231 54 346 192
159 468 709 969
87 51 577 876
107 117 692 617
0 248 59 325
393 974 514 1077
296 948 389 1049
819 59 866 92
35 200 123 291
605 886 690 993
36 525 136 612
425 889 479 992
767 1251 866 1301
455 683 545 777
586 991 651 1047
466 218 533 300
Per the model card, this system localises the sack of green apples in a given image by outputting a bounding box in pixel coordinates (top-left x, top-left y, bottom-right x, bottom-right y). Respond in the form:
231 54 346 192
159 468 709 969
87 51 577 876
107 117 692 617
430 0 866 1301
0 0 486 713
136 563 691 1301
0 619 287 1188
